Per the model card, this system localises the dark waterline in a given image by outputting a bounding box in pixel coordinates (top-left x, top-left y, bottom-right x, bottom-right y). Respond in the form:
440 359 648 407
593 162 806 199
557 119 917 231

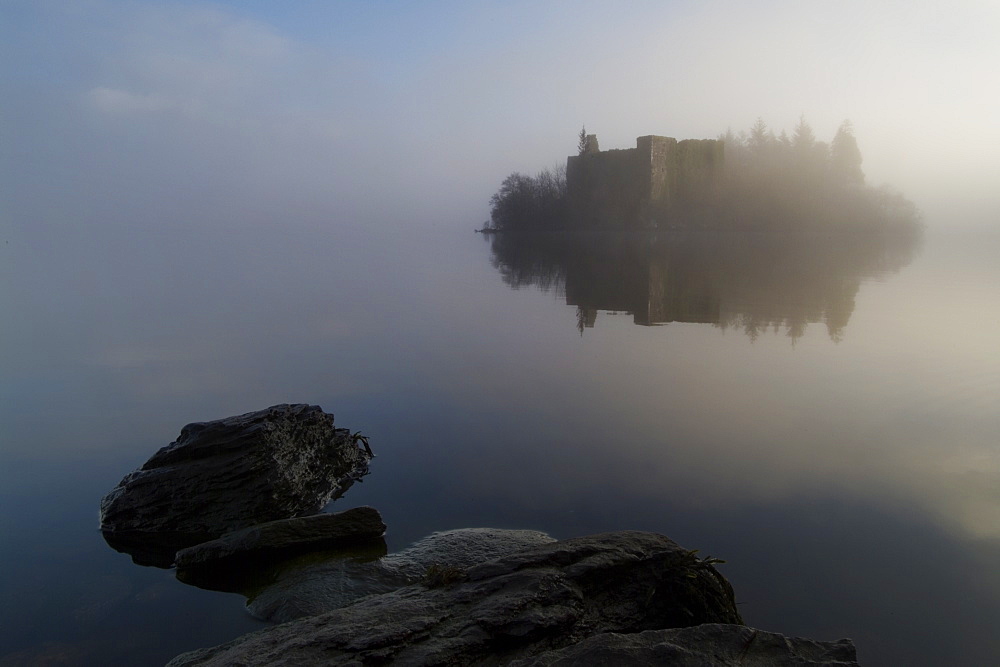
1 222 999 665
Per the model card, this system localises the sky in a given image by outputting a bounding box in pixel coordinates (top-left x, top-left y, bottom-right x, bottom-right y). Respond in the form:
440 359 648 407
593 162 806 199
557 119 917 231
2 0 999 232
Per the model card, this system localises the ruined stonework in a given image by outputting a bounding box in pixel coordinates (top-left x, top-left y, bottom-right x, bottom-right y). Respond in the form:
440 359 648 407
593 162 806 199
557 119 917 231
566 135 724 227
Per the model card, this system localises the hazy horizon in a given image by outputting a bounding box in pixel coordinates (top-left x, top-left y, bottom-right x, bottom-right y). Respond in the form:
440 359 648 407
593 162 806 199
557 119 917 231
3 1 999 235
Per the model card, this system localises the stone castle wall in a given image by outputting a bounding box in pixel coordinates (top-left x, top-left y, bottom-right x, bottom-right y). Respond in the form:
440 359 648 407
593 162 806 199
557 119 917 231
566 135 723 227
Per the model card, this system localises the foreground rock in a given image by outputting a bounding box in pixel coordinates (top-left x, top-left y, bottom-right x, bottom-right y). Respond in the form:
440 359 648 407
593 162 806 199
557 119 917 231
100 404 372 566
168 531 750 666
510 624 859 666
174 507 385 570
246 527 556 622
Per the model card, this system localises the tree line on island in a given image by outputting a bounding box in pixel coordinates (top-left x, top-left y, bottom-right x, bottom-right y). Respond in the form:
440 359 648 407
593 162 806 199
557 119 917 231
485 117 921 233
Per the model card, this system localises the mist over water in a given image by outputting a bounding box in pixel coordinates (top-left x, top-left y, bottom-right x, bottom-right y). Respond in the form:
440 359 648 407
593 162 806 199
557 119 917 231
3 1 1000 665
3 220 1000 664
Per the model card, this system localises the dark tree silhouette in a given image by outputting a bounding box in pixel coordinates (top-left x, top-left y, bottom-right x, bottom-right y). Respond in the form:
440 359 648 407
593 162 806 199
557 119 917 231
488 166 567 231
577 125 588 155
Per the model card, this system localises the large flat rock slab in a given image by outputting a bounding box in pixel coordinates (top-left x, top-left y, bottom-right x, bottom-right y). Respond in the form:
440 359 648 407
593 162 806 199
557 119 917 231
246 527 556 623
99 404 372 566
168 531 748 666
510 625 859 666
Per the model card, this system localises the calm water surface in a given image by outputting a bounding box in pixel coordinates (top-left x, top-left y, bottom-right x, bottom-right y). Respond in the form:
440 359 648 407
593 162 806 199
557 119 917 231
1 219 999 665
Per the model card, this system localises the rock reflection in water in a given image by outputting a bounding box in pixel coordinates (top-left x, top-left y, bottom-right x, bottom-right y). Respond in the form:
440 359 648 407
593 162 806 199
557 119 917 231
488 229 920 341
176 538 389 596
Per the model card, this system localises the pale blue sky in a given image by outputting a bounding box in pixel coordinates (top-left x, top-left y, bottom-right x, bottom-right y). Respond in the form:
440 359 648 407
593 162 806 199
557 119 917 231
3 0 999 230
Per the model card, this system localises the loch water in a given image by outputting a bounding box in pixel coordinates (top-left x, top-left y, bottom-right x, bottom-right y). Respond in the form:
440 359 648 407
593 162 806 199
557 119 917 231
2 219 999 665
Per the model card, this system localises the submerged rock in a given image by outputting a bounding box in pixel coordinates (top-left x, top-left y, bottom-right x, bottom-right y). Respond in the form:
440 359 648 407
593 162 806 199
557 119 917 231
174 506 387 591
247 527 556 622
168 531 749 666
99 404 372 566
101 530 212 569
509 625 859 666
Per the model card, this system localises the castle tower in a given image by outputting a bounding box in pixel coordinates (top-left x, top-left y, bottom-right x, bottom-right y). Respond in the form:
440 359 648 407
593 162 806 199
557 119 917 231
565 134 723 227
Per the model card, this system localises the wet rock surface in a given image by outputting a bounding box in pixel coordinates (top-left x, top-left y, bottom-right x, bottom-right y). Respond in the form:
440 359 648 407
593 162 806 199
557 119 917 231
246 527 556 623
174 506 387 592
509 624 859 666
174 506 386 570
99 404 372 565
168 531 752 666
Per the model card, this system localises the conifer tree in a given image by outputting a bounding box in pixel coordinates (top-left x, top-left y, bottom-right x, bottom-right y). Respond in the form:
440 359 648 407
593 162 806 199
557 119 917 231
791 115 815 152
748 117 772 154
831 120 864 185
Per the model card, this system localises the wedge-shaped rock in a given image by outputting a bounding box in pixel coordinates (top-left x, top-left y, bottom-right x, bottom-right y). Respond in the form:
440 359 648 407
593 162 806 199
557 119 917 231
100 404 372 565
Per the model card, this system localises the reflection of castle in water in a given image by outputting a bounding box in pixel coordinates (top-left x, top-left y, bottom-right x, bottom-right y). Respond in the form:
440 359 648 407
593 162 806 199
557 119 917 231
489 230 919 341
569 263 719 329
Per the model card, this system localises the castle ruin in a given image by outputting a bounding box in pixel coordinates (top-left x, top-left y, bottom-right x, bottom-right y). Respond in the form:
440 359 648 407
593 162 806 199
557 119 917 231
566 134 724 227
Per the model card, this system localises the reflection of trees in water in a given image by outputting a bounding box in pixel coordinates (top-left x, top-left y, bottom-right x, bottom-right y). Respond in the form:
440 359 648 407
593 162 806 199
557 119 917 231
488 229 921 342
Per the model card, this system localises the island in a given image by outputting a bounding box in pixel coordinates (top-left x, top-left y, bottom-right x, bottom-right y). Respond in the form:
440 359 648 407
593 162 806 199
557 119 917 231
484 118 922 233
